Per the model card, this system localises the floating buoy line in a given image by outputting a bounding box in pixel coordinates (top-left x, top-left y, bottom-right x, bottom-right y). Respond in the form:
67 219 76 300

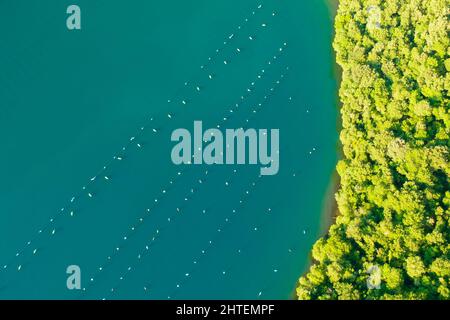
80 51 290 298
167 185 275 299
168 171 313 299
92 66 290 299
254 227 311 299
165 177 269 299
166 170 297 300
0 2 276 286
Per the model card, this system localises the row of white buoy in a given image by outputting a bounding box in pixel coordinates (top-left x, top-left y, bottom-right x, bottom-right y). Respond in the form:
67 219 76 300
167 179 269 298
169 170 311 299
0 2 274 283
81 50 290 297
166 71 291 297
254 226 311 299
131 172 262 300
144 72 321 300
101 170 218 298
172 76 324 300
167 3 275 108
107 67 290 299
102 105 314 300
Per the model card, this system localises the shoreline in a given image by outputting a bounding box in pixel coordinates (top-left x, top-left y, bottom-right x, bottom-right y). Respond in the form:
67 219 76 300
316 0 342 244
321 0 342 237
295 0 342 299
291 0 342 300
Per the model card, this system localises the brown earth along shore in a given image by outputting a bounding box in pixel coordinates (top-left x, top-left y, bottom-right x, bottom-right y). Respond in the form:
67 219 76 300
290 0 342 299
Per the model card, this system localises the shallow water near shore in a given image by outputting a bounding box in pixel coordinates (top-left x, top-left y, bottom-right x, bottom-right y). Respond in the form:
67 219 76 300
0 0 337 299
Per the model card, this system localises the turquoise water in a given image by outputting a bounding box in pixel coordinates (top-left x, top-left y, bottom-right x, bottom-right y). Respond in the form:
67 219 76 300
0 0 337 299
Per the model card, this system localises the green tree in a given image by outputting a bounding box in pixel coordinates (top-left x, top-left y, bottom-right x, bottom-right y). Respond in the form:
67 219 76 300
298 0 449 300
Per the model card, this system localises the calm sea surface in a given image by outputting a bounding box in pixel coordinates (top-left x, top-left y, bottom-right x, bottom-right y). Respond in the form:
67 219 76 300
0 0 337 299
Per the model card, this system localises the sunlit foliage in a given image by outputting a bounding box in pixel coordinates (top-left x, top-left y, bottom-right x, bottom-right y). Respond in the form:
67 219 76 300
298 0 449 299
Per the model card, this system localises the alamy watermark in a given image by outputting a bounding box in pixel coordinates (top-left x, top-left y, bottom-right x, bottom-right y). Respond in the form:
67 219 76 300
171 121 279 175
66 5 81 30
366 264 381 290
367 5 381 31
66 265 81 290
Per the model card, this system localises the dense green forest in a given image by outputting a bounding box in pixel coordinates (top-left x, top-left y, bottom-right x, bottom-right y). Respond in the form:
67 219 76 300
298 0 449 299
